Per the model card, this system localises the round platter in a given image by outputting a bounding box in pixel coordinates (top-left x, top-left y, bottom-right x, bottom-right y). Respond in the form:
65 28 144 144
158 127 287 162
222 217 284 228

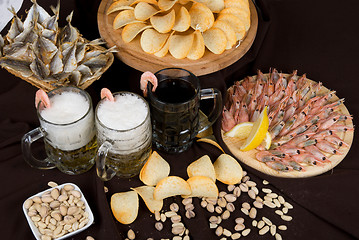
221 74 354 178
97 0 258 76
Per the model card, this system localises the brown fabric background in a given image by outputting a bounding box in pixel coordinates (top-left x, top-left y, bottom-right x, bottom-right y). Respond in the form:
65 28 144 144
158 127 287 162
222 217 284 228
0 0 358 239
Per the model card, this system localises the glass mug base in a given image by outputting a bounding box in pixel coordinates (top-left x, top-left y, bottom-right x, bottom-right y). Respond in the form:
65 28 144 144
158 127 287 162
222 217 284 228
153 140 193 154
56 159 95 175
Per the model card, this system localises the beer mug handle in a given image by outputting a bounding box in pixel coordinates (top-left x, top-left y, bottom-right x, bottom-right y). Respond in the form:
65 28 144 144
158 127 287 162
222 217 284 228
96 141 116 181
199 88 222 133
21 127 56 169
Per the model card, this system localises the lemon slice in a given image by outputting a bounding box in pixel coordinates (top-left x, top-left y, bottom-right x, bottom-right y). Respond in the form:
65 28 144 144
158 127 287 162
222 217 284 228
240 106 269 151
225 122 253 139
261 132 272 150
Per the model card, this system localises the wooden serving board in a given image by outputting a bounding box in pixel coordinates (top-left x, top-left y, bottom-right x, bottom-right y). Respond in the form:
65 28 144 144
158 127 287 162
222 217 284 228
97 0 258 76
221 74 354 178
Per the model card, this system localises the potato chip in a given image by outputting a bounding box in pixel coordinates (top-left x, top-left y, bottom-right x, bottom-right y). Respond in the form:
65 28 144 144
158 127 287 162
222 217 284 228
202 27 227 54
150 9 175 33
187 155 216 182
197 138 225 153
224 0 249 10
220 7 250 31
169 32 194 59
134 2 159 21
122 22 151 43
189 2 214 32
204 0 224 13
172 6 191 32
154 31 174 57
178 0 191 4
217 13 246 41
212 20 237 49
139 151 170 185
131 186 163 213
140 28 170 53
183 176 218 198
111 191 139 224
186 30 205 60
130 0 158 6
153 176 191 200
107 0 135 15
158 0 178 11
113 9 142 29
213 154 243 184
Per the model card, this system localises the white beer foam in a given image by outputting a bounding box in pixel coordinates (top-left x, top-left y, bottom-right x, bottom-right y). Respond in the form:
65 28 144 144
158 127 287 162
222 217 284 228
97 93 147 130
96 93 151 154
40 92 95 151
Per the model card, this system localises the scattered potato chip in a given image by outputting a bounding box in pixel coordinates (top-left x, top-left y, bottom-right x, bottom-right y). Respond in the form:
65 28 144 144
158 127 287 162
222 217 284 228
217 13 246 41
150 9 175 33
140 28 170 54
130 0 158 6
134 2 159 21
113 9 142 29
183 176 218 198
139 151 170 185
107 0 135 15
202 27 227 54
187 155 216 182
189 2 214 32
212 20 237 49
154 31 174 57
172 6 191 32
220 7 250 31
158 0 178 11
122 22 151 43
213 153 243 184
178 0 191 4
169 32 194 59
111 191 139 224
186 30 205 60
197 137 225 153
204 0 225 13
131 186 163 213
153 176 191 200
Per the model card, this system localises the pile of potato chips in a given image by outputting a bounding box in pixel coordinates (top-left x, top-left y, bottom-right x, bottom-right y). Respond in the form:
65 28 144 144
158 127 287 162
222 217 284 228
107 0 250 59
111 151 243 224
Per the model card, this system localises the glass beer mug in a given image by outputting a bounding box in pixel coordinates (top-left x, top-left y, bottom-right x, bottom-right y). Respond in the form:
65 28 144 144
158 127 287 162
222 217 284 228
95 91 152 180
147 68 222 153
21 86 97 175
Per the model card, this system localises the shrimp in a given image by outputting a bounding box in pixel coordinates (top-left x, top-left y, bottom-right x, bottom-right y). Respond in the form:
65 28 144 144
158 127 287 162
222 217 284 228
35 89 50 108
140 71 158 97
316 140 343 155
222 108 236 132
100 88 114 102
291 153 320 166
325 135 350 148
256 151 277 162
304 145 327 161
330 123 354 132
265 161 289 171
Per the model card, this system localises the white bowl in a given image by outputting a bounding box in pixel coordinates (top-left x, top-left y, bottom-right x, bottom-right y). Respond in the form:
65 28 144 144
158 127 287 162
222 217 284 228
23 183 94 240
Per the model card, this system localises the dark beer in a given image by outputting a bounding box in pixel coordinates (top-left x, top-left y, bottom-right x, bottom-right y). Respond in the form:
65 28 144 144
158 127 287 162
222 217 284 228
150 78 199 153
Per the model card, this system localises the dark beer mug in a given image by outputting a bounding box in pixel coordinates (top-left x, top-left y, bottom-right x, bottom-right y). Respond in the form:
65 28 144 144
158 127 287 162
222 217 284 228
147 68 222 153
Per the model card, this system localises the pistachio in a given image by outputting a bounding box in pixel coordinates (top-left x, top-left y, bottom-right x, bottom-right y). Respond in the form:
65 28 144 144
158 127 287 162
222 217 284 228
234 224 245 231
48 181 58 188
60 205 68 216
172 226 185 235
259 225 269 235
224 194 236 203
70 190 81 198
226 202 235 212
200 200 208 208
231 233 241 239
170 203 179 212
242 229 251 236
235 218 244 224
215 206 223 214
63 184 75 191
24 199 33 209
227 185 235 192
49 200 61 208
33 196 42 204
221 210 230 220
182 197 192 205
127 229 135 240
215 226 223 236
51 188 60 200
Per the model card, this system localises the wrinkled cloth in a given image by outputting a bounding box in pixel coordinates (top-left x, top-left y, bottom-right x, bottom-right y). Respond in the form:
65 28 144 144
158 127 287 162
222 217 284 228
0 0 358 239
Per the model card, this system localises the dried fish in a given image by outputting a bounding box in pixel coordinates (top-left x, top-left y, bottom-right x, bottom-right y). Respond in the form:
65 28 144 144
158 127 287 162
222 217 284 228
6 7 24 42
62 41 78 73
23 0 51 28
30 56 50 79
50 48 63 75
0 0 113 88
60 12 79 44
0 56 33 78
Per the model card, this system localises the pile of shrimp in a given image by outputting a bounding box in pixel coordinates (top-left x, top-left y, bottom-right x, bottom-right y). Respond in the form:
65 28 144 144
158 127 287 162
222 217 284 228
222 69 354 172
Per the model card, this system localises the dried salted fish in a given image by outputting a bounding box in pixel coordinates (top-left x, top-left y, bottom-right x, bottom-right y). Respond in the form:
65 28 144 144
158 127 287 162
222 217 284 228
50 48 63 75
60 12 79 44
33 33 58 64
23 0 51 28
30 56 50 79
0 0 114 88
62 41 78 73
6 7 24 42
0 56 33 78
